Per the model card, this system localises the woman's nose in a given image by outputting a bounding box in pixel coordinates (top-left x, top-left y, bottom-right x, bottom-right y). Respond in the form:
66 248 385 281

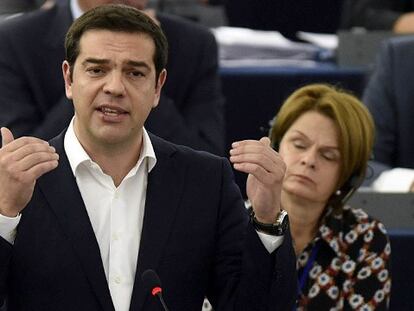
300 150 316 169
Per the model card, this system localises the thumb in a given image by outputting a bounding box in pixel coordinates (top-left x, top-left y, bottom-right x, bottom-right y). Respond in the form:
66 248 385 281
1 127 14 147
259 136 271 146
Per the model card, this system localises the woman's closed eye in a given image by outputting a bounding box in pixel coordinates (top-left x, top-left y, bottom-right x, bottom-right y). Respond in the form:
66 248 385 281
293 140 307 150
321 150 340 161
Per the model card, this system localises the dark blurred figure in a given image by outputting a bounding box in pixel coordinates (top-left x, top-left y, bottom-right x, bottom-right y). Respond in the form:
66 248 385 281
0 0 46 18
341 0 414 33
223 0 343 39
362 35 414 191
151 0 226 27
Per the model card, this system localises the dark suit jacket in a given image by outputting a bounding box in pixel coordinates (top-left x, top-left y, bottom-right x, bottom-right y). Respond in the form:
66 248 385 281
363 35 414 170
0 1 225 155
0 132 296 311
341 0 414 30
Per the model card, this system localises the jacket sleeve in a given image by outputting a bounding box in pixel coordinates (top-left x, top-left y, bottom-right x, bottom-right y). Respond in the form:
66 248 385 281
207 158 297 310
363 40 397 168
0 237 12 309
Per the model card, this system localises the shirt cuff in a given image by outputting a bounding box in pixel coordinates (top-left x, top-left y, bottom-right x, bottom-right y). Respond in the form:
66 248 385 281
256 231 284 253
372 168 414 192
0 212 21 244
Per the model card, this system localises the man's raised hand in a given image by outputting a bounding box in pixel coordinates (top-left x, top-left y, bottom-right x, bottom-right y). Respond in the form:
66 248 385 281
0 127 59 217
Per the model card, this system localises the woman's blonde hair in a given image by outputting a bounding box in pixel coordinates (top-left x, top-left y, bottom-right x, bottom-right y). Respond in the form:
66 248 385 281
269 84 374 202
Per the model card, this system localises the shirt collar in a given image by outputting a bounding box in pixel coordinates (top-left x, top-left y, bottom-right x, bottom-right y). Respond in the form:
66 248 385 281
71 0 83 20
64 117 157 177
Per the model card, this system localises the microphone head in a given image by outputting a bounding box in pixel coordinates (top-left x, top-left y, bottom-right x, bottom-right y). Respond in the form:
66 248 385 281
142 269 162 296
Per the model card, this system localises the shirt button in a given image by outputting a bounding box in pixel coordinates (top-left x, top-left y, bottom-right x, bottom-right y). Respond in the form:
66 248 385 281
112 233 119 241
114 276 121 284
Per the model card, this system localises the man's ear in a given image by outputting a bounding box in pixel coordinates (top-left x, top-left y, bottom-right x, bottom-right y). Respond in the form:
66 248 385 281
62 60 73 100
153 69 167 108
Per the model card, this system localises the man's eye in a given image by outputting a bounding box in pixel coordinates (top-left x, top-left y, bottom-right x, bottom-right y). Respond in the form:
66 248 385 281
87 68 104 75
129 71 144 77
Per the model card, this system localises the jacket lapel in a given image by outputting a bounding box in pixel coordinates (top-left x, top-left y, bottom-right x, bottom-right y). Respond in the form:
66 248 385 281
129 134 187 311
38 133 115 311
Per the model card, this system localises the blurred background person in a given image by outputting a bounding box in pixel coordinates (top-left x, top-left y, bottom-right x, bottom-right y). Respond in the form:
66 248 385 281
341 0 414 33
362 35 414 192
0 0 225 155
269 84 391 309
0 0 49 19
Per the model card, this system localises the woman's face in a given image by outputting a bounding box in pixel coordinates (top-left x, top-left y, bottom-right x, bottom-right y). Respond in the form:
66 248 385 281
278 111 341 205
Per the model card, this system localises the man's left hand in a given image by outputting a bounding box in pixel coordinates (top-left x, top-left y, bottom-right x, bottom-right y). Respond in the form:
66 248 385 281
230 137 286 223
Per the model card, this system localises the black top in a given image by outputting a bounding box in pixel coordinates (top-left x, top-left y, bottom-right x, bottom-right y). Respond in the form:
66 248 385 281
341 0 414 30
224 0 343 39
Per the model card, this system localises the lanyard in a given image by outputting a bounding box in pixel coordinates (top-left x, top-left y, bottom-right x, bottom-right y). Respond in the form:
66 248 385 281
294 241 321 310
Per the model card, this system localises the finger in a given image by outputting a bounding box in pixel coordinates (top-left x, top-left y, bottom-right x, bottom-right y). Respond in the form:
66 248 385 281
12 151 59 173
230 152 283 173
8 156 59 184
259 136 271 146
22 159 59 182
230 141 271 157
1 127 14 147
233 162 285 185
1 136 49 153
230 142 279 166
8 143 56 163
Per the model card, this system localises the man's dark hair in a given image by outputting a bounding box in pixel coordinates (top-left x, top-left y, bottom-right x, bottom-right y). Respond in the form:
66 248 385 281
65 4 168 80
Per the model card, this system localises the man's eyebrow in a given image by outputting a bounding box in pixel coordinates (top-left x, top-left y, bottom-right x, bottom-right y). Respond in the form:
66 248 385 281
81 58 110 66
81 58 151 70
126 60 151 69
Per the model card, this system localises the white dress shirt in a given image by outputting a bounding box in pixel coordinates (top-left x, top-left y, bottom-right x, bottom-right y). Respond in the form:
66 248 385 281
65 120 156 311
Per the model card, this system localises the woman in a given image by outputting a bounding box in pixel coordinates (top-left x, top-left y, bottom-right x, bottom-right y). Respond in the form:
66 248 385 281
269 84 391 310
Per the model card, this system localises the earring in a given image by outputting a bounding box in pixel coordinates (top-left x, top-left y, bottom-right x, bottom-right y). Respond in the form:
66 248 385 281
335 189 342 196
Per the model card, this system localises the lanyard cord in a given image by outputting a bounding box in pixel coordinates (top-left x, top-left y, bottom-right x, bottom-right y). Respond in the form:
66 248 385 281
297 241 321 299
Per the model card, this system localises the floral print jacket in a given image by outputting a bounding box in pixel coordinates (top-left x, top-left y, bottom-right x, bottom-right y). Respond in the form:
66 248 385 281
296 205 391 310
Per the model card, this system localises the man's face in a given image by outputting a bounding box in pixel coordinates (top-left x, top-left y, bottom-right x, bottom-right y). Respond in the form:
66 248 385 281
79 0 149 11
63 29 166 150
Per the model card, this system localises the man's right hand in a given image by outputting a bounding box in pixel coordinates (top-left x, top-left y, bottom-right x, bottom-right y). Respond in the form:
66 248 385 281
0 127 59 217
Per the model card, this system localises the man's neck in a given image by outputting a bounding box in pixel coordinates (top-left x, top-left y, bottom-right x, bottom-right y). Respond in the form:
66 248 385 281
90 145 141 187
77 133 143 187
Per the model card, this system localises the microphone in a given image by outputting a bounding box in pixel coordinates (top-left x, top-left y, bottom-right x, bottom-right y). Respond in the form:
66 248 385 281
142 269 170 311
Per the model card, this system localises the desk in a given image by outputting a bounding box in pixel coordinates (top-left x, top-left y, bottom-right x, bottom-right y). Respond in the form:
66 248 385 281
220 63 368 196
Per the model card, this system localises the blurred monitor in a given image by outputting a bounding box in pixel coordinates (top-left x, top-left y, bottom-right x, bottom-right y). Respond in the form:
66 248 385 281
348 191 414 230
336 30 394 69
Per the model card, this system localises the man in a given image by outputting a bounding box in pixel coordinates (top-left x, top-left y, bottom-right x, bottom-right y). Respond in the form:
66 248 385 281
363 35 414 191
0 5 296 311
0 0 224 155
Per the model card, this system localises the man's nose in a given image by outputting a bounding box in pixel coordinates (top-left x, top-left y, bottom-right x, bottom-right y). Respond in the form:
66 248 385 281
103 71 126 97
